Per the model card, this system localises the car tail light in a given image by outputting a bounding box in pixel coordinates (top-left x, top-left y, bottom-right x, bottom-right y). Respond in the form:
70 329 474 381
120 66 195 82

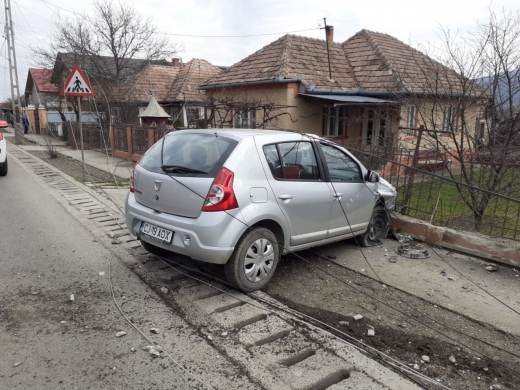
129 159 141 193
202 167 238 212
0 133 3 141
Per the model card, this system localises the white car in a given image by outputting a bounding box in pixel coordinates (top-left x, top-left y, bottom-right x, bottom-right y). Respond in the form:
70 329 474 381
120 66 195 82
0 131 7 176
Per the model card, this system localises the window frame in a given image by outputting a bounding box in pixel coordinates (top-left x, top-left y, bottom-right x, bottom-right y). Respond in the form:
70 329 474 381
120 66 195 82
262 140 324 182
442 105 457 132
406 105 416 136
234 108 256 129
322 106 347 138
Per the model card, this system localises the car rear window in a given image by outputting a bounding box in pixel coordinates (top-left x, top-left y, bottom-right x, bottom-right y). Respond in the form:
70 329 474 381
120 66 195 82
139 132 238 176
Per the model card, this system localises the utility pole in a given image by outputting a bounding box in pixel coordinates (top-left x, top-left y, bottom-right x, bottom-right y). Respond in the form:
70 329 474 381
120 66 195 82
4 0 23 143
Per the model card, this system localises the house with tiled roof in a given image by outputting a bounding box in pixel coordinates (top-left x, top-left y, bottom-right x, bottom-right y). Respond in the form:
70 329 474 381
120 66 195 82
111 58 222 127
200 28 487 153
24 68 60 108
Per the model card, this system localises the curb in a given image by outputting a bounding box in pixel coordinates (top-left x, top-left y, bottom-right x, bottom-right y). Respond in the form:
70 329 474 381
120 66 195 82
390 214 520 267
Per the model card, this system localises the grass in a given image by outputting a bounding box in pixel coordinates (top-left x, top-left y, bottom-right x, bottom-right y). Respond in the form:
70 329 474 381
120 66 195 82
395 170 520 240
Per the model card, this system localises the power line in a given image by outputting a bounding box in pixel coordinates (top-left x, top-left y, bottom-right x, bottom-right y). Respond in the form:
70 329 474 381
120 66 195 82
39 0 319 38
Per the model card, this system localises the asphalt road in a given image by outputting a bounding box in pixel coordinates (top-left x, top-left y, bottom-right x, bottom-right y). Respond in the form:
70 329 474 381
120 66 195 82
0 154 257 389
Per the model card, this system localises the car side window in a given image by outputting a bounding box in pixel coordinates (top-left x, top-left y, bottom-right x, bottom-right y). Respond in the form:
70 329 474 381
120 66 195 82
320 143 362 182
263 142 320 181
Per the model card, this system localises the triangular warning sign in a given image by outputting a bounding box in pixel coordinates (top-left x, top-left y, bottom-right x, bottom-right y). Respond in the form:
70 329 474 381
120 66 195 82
60 65 96 97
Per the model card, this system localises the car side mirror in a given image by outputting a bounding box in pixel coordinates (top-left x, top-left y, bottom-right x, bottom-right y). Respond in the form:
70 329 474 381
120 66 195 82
367 171 380 183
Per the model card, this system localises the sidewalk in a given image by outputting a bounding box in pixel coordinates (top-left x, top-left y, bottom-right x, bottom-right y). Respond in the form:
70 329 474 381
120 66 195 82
19 130 134 181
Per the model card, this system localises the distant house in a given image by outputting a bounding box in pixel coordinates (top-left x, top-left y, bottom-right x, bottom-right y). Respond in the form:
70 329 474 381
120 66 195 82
24 68 59 108
200 29 487 153
111 58 222 127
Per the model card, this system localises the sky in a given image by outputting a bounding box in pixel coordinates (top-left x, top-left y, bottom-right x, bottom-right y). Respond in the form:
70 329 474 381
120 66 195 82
1 0 519 101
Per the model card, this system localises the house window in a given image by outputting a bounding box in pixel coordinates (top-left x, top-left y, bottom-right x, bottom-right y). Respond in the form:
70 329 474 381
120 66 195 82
234 108 256 129
322 106 347 137
443 105 457 132
406 106 416 136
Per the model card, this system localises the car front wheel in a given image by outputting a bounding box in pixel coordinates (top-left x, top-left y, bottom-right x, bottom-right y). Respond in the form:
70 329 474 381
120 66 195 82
358 205 389 247
224 227 280 292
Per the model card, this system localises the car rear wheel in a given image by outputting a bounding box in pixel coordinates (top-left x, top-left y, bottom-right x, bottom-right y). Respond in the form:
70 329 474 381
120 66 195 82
140 239 171 258
224 227 280 292
0 157 8 176
358 205 389 247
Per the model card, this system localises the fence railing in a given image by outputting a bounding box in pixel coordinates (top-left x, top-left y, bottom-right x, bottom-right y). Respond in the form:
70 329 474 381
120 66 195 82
109 124 172 162
341 140 520 241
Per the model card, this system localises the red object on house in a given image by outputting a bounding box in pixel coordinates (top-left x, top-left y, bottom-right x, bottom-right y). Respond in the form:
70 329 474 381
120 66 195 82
29 69 59 94
0 120 8 128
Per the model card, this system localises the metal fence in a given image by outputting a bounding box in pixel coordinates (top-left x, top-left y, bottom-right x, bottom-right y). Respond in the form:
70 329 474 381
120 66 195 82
340 139 520 241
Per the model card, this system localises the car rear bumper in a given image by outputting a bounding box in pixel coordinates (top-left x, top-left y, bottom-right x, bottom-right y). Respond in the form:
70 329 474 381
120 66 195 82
125 192 246 264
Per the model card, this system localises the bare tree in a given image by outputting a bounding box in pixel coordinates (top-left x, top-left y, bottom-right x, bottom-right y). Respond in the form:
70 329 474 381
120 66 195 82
399 9 520 231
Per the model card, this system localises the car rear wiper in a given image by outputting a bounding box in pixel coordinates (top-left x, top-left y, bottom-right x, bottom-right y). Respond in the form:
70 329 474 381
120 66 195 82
161 165 207 174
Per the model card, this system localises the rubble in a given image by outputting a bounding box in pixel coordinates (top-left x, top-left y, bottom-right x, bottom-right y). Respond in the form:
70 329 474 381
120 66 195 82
13 361 23 367
115 331 127 338
413 364 420 370
70 294 75 302
160 287 168 294
338 321 349 326
367 329 375 337
98 271 105 276
449 356 456 363
485 263 498 272
150 328 159 334
392 231 412 244
421 355 430 363
353 314 363 321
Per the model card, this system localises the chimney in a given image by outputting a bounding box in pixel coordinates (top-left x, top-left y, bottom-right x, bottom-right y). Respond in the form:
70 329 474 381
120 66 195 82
325 25 334 42
172 58 180 67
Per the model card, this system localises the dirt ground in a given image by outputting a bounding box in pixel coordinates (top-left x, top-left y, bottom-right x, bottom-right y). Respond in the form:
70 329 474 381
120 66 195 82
261 241 520 390
27 150 123 183
22 143 520 390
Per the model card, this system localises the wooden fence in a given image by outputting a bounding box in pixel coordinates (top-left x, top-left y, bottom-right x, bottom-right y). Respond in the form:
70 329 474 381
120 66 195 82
109 124 171 162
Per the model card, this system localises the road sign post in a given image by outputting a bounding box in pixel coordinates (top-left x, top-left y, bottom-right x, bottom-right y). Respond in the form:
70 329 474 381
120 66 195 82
60 65 96 182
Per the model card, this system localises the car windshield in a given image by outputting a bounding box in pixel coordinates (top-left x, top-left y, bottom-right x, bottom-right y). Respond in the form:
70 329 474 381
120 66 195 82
139 132 238 176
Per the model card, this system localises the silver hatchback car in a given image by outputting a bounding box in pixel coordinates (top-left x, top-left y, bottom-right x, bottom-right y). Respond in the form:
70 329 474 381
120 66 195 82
125 129 396 292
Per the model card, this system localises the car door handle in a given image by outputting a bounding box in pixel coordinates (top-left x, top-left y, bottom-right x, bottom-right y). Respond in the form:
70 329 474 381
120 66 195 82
278 195 293 200
333 192 343 200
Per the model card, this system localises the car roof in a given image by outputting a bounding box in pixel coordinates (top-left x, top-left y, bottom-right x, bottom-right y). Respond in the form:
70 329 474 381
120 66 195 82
173 128 323 142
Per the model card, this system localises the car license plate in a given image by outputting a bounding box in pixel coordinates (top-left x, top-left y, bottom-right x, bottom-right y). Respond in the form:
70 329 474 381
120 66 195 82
140 221 173 244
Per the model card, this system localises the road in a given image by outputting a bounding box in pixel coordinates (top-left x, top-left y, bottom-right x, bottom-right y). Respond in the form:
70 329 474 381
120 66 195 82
0 154 256 389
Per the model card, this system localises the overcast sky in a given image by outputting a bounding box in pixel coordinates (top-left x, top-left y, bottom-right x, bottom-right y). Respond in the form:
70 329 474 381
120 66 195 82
1 0 519 101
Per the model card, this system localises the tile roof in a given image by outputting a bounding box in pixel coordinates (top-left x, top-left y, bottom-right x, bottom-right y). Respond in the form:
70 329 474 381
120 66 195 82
112 65 181 102
27 68 59 93
112 59 221 103
342 30 462 93
202 30 464 95
165 59 222 101
201 35 357 90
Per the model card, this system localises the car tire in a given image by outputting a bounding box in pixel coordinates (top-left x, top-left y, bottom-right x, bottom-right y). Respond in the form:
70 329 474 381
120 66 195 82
140 239 171 258
224 227 280 292
358 205 389 247
0 157 7 176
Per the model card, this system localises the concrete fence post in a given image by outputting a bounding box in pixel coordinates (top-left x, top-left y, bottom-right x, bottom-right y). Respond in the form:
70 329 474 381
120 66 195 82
126 126 133 159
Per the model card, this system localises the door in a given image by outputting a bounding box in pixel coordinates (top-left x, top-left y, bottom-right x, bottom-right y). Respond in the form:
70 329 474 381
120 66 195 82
319 142 377 238
263 141 333 246
362 108 389 149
